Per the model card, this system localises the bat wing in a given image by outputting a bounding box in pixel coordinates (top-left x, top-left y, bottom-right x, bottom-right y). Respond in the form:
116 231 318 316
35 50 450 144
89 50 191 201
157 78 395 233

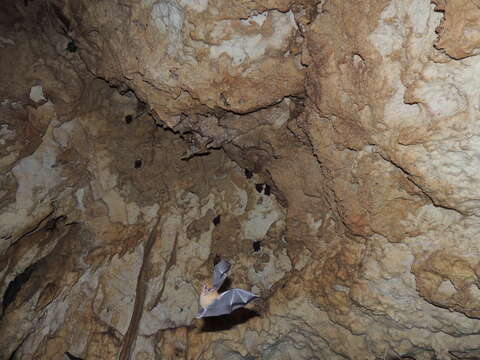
196 288 259 318
212 259 231 291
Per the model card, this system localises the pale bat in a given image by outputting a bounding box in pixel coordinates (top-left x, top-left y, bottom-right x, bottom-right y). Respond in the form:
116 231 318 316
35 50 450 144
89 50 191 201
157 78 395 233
197 259 259 318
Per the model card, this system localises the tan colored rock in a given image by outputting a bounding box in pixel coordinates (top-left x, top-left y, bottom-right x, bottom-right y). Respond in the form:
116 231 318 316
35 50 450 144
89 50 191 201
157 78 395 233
300 0 480 358
51 0 307 117
432 0 480 59
5 0 480 359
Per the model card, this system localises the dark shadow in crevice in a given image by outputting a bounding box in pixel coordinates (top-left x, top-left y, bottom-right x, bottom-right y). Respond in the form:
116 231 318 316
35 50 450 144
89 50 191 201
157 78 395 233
199 308 260 332
2 262 38 314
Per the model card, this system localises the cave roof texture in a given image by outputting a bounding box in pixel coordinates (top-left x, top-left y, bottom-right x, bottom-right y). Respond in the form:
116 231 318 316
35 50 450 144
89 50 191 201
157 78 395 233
2 0 480 359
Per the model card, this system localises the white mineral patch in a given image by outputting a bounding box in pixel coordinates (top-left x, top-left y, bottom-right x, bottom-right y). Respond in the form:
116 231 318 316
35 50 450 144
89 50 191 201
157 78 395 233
1 99 23 109
0 36 15 47
438 280 456 297
0 122 61 247
272 103 290 129
0 124 14 145
11 101 22 109
333 284 350 293
414 82 466 118
406 0 430 33
368 0 480 215
127 202 141 224
75 188 86 211
103 189 128 224
29 85 46 103
243 195 283 240
306 213 323 233
383 84 421 127
178 0 208 12
469 284 480 300
90 153 129 224
52 120 75 148
125 201 153 225
240 12 267 27
151 1 183 33
151 0 184 55
141 203 160 222
368 1 403 56
210 11 297 65
369 0 439 57
210 34 263 66
92 150 118 194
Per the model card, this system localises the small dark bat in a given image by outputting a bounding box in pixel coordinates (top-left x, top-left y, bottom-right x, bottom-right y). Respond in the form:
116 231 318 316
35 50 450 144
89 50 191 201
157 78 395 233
197 259 258 318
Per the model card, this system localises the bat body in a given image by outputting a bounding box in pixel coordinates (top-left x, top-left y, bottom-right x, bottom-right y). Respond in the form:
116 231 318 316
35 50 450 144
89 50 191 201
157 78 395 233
197 259 259 318
200 287 219 309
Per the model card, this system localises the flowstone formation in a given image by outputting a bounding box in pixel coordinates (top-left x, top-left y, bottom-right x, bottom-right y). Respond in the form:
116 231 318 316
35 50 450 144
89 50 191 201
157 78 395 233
2 0 480 359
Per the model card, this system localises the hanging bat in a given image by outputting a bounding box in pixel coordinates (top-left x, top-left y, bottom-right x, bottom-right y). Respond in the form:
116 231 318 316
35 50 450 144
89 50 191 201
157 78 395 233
197 259 259 318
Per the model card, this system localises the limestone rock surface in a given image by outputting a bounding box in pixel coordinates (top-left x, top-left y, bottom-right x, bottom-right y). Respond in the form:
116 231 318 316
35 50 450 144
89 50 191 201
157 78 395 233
2 0 480 359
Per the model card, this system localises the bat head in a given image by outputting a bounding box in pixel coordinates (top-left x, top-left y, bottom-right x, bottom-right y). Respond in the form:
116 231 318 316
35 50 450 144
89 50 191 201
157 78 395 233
201 282 215 295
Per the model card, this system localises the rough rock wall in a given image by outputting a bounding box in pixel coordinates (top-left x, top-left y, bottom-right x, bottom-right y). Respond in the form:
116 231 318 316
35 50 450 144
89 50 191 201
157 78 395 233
53 0 308 116
2 0 480 359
